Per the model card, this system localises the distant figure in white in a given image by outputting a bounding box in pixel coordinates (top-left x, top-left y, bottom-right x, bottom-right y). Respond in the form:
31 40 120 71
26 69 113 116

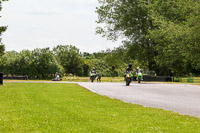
90 67 97 82
55 72 60 80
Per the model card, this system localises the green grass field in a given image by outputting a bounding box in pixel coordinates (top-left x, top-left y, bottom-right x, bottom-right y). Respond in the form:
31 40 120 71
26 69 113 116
4 77 125 82
0 83 200 132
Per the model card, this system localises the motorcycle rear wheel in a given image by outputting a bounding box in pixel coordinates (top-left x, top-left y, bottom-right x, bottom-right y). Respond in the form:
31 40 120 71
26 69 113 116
138 77 141 83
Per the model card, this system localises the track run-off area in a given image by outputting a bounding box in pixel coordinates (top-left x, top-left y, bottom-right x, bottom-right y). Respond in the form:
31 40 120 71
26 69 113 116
5 81 200 118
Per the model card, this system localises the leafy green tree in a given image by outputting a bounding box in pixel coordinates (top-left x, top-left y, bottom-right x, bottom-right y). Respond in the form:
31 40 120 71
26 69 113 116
0 0 8 57
17 50 33 76
0 48 63 79
96 0 157 71
96 0 200 76
53 45 84 76
82 58 93 76
30 48 63 79
149 0 200 76
0 51 19 76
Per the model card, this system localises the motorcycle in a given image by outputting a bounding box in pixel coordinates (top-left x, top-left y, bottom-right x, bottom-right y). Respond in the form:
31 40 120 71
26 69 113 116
52 74 62 81
125 72 133 86
136 72 143 83
90 73 96 83
52 77 62 81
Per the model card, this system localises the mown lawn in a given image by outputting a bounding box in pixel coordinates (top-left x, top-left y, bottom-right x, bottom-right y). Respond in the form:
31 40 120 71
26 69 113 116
0 83 200 132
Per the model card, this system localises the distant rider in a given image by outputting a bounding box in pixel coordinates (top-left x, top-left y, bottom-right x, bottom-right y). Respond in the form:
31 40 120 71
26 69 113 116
55 72 60 80
90 67 97 79
90 67 96 75
135 67 143 80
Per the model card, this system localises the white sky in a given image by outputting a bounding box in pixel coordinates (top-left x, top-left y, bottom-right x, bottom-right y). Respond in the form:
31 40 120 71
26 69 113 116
0 0 121 53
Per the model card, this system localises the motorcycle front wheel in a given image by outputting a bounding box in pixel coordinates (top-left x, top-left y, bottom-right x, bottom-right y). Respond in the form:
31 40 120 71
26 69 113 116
126 78 131 86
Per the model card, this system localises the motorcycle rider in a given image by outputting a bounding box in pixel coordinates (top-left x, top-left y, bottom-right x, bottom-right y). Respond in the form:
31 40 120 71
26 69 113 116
135 67 143 80
90 67 97 74
124 63 133 80
55 72 60 80
126 63 133 73
90 67 97 79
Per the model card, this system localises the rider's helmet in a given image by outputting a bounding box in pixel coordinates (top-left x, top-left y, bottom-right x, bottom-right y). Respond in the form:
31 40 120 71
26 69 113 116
137 67 140 70
92 67 96 70
128 63 132 69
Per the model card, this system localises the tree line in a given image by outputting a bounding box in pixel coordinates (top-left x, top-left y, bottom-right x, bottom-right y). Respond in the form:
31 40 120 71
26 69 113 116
0 45 134 79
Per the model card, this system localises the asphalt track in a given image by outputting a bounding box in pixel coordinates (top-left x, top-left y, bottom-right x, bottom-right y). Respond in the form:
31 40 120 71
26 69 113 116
78 82 200 118
4 81 200 118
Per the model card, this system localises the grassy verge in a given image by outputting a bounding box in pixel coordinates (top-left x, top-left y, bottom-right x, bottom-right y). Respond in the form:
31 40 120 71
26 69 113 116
62 76 124 82
0 83 200 132
4 77 124 82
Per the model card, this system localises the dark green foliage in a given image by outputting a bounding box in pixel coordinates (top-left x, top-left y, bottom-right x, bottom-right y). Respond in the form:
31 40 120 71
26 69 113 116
29 48 63 79
0 49 62 79
0 44 145 78
88 48 141 77
0 51 18 75
96 0 159 72
53 45 84 76
96 0 200 76
0 45 5 57
0 45 130 78
149 0 200 76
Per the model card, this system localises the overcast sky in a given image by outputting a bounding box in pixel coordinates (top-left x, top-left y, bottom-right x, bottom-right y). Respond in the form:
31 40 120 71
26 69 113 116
0 0 121 53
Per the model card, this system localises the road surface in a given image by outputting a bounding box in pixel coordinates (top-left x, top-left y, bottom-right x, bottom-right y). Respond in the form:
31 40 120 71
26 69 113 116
78 82 200 118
